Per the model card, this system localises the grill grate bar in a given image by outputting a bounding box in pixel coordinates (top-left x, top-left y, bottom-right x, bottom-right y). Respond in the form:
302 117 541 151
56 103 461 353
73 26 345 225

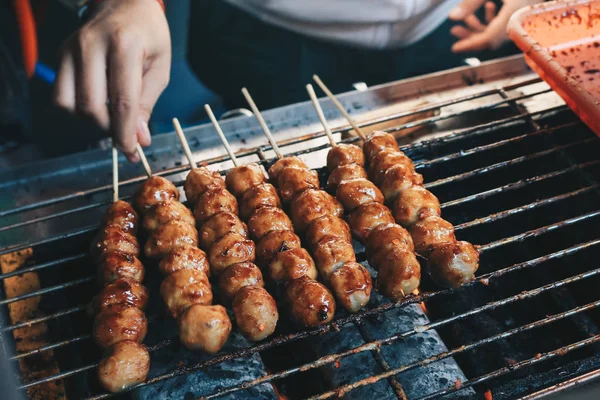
11 333 91 361
0 253 87 281
426 137 596 190
478 209 600 252
0 277 94 306
454 185 599 231
0 226 96 257
2 304 86 333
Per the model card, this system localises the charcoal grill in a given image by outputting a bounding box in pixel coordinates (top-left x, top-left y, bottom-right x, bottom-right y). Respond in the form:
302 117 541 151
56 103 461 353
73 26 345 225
2 54 600 399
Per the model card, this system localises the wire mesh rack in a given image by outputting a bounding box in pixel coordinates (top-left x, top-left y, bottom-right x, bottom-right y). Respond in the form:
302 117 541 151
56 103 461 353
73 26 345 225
2 73 600 400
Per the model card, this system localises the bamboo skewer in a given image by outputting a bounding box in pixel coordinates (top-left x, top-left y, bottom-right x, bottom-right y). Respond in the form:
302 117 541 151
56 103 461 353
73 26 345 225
241 87 283 159
205 105 240 167
306 84 337 148
172 118 197 169
136 144 153 177
312 75 366 141
112 146 119 203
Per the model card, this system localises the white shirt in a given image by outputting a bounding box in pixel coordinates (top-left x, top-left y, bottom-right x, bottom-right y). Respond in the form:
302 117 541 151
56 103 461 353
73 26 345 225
224 0 461 49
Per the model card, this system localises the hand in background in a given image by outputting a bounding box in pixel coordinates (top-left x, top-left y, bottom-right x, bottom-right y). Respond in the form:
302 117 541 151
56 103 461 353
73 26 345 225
449 0 543 53
53 0 171 162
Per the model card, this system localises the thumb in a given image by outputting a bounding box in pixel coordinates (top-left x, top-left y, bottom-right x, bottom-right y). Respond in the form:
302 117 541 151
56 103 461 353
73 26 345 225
449 0 487 20
137 58 170 147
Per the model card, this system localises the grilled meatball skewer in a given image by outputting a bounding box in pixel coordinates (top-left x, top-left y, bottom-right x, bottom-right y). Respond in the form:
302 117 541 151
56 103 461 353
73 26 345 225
92 149 150 393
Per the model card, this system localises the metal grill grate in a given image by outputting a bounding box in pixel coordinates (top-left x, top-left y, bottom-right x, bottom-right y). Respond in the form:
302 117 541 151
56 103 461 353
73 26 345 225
3 72 600 400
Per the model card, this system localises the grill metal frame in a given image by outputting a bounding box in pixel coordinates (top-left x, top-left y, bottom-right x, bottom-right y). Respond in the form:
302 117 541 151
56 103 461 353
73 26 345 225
2 55 600 399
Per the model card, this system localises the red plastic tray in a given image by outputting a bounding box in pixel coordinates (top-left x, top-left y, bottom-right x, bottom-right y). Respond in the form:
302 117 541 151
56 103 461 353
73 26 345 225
508 0 600 136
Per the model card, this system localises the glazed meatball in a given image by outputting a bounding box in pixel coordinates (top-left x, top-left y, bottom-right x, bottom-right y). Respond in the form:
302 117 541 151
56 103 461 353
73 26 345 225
232 286 278 341
348 202 395 243
218 262 264 304
209 233 256 275
193 187 238 225
330 262 372 313
94 305 147 348
268 156 308 181
134 176 179 211
269 248 318 283
312 235 356 281
289 189 343 232
409 216 456 255
277 167 320 203
256 230 302 268
427 241 479 288
305 215 352 251
393 185 441 227
98 340 150 393
327 163 368 190
369 149 416 186
184 167 225 205
92 226 139 259
247 206 293 241
380 164 424 202
327 144 365 171
178 304 231 353
97 251 144 286
286 276 336 327
226 164 267 198
103 200 138 235
91 278 148 314
144 220 198 259
239 183 281 221
363 131 400 161
141 200 195 232
199 212 248 251
376 247 421 301
336 179 384 211
160 269 213 318
158 245 210 277
366 223 414 262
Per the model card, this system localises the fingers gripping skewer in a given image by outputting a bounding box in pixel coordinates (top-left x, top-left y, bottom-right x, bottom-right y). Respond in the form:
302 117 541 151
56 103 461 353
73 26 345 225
205 105 239 167
312 75 366 141
136 144 153 178
241 87 283 159
112 146 119 203
306 84 337 149
172 118 197 169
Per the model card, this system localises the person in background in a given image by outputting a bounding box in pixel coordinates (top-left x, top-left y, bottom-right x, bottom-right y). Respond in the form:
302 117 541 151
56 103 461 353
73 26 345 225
53 0 542 162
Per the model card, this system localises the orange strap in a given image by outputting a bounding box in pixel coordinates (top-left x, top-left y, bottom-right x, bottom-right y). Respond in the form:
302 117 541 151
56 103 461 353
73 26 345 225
13 0 37 78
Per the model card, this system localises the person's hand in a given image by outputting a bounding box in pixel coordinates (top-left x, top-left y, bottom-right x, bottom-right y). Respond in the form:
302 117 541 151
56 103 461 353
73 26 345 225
53 0 171 162
449 0 542 53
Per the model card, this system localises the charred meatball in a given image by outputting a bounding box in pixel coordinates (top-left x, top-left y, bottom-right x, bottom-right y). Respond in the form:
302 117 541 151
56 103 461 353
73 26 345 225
380 164 423 202
311 235 356 281
184 167 225 205
327 144 365 171
178 304 231 353
376 247 421 301
247 206 293 241
366 223 414 261
286 276 336 327
226 164 267 198
193 187 238 225
369 149 416 186
348 202 395 243
289 189 343 232
393 185 441 227
277 166 320 203
218 262 264 304
409 216 456 255
268 156 308 182
209 233 256 275
336 179 384 211
134 176 179 211
327 163 368 190
239 183 281 221
103 200 138 235
269 248 318 283
427 241 479 288
232 286 278 341
97 251 144 286
198 212 248 251
255 230 302 268
98 340 150 393
363 131 400 161
330 262 372 312
142 200 195 232
94 305 147 348
144 219 198 259
158 245 210 277
160 269 213 318
305 215 352 251
92 226 139 259
91 278 149 314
